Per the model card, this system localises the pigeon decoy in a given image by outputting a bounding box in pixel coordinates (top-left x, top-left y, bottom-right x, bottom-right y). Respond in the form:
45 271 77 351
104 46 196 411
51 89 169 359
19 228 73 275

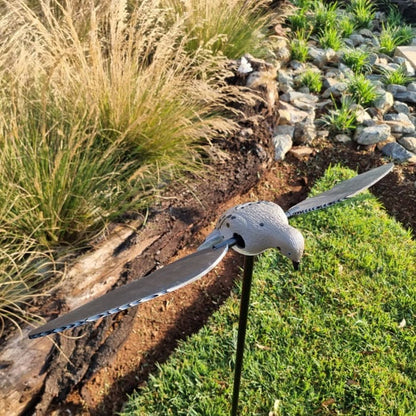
28 163 393 339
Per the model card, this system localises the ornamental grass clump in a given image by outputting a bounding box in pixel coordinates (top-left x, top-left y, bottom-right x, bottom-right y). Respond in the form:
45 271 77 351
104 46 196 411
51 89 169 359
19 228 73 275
381 65 415 86
162 0 275 58
0 0 258 332
342 48 372 74
318 26 344 51
298 69 322 93
347 73 379 107
319 96 357 134
380 23 416 55
290 30 310 62
347 0 375 29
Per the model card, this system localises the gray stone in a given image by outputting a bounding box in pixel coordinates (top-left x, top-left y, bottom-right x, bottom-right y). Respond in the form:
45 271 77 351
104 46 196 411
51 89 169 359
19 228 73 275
273 125 295 138
359 28 374 38
273 134 292 161
308 46 337 68
381 142 416 162
354 124 391 145
393 101 410 115
334 133 352 143
349 34 365 46
293 122 316 145
354 106 372 124
343 38 355 48
373 90 394 113
393 91 416 104
321 82 348 99
407 82 416 92
279 101 310 125
387 84 407 96
398 136 416 153
322 76 340 90
280 91 319 111
278 70 294 93
384 113 415 134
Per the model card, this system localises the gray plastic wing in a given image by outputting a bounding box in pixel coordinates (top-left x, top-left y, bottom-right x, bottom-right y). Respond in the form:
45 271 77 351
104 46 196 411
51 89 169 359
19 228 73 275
285 163 394 218
29 245 228 339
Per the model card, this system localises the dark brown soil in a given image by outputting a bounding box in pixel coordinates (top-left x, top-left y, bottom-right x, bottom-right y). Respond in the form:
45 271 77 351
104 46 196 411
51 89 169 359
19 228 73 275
39 137 415 416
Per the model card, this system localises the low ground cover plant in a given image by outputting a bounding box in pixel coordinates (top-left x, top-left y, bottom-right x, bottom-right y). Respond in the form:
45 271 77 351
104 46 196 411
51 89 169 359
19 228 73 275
319 97 358 134
297 69 323 93
122 165 416 415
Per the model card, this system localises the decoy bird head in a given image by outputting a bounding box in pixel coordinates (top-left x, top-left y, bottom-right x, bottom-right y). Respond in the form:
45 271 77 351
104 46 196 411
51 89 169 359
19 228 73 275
199 201 305 270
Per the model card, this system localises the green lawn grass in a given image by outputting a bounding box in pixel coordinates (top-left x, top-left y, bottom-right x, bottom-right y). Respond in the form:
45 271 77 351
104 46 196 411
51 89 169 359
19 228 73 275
121 165 416 415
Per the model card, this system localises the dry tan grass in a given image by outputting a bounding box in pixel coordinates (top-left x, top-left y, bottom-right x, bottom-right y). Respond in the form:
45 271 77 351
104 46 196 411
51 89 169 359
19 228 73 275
0 0 262 332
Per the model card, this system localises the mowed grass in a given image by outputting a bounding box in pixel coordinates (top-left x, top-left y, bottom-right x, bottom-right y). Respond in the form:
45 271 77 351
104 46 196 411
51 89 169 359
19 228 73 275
121 165 416 415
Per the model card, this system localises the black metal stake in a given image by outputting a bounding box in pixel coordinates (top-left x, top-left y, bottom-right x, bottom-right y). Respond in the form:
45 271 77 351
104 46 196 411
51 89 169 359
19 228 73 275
231 254 255 416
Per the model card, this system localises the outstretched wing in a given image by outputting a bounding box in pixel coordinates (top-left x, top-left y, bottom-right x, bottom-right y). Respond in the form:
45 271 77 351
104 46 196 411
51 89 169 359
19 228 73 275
29 245 228 339
285 163 394 218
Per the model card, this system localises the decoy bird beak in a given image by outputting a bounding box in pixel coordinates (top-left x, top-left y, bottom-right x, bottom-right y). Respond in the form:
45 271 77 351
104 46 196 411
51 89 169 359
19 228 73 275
292 261 300 271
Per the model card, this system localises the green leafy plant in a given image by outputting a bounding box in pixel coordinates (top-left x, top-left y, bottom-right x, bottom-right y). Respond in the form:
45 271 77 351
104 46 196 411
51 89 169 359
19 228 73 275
347 73 379 107
318 26 344 51
311 0 338 34
342 48 372 73
348 0 375 29
286 9 311 32
319 96 357 133
380 23 416 55
339 15 357 37
290 30 310 62
381 65 415 86
298 69 322 93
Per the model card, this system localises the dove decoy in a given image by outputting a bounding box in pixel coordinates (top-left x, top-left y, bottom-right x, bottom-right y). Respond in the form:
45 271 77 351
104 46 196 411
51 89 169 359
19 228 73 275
28 162 393 339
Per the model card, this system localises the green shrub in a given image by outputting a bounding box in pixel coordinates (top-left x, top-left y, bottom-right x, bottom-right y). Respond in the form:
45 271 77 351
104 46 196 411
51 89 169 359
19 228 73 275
298 69 322 93
348 0 375 29
381 65 415 86
311 0 338 33
290 31 310 62
339 15 357 37
347 73 379 107
318 26 344 51
380 23 416 55
319 96 357 133
342 48 372 73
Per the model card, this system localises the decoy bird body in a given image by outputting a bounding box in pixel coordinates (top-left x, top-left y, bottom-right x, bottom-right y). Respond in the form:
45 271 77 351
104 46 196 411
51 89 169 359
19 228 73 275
199 201 305 268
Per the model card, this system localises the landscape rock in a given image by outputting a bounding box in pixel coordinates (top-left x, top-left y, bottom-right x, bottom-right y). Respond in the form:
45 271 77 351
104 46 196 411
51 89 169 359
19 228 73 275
384 113 415 134
398 136 416 153
272 134 292 160
354 124 391 145
322 82 348 99
394 91 416 104
273 125 295 138
381 142 416 162
278 70 294 93
349 34 365 46
387 84 407 96
293 122 316 145
278 101 310 125
288 146 315 159
308 46 337 68
373 90 394 113
334 133 352 143
393 101 410 115
407 82 416 92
